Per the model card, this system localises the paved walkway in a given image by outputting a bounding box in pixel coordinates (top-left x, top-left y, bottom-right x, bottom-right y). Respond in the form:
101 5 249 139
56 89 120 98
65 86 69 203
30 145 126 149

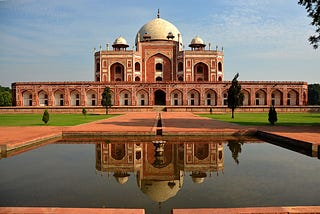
0 112 320 153
65 112 158 135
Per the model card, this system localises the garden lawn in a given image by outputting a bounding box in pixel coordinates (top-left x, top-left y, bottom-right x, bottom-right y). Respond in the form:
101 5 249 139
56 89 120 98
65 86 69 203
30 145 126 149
199 112 320 126
0 114 119 126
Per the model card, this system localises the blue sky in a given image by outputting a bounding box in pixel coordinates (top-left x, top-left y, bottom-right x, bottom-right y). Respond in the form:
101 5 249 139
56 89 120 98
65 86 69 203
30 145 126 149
0 0 319 87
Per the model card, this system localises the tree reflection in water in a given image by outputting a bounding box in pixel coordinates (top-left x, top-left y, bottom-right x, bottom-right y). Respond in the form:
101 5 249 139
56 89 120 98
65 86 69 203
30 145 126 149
227 140 244 164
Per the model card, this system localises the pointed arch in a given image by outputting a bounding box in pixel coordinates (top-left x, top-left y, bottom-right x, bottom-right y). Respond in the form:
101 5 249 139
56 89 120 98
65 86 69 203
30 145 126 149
195 144 209 160
70 89 81 106
194 62 209 82
154 89 166 105
222 90 228 106
54 89 65 106
135 62 141 71
135 76 141 82
110 62 125 81
255 89 266 106
111 144 126 160
241 89 251 106
120 89 131 106
38 90 48 106
187 89 200 106
22 90 33 106
146 53 172 82
86 89 97 106
218 61 222 72
287 89 299 106
271 89 283 106
136 89 149 106
170 89 183 106
205 89 217 106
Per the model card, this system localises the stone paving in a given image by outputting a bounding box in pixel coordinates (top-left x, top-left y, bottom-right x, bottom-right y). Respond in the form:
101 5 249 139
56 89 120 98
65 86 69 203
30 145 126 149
64 112 158 135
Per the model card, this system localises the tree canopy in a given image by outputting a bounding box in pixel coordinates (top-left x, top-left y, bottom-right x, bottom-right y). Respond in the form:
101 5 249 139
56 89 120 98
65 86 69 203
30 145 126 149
101 87 112 114
308 83 320 105
298 0 320 49
227 73 244 118
0 86 12 106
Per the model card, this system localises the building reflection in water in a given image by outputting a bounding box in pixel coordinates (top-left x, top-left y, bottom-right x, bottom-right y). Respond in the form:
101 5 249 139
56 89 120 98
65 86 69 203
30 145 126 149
95 140 224 203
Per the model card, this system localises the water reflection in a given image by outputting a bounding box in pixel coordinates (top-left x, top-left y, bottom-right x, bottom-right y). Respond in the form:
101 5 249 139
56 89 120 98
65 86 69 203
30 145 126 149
227 140 244 165
95 139 224 202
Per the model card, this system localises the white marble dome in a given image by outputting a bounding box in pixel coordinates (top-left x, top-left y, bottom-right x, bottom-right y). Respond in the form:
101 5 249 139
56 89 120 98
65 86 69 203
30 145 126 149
135 17 182 44
190 35 205 45
140 179 183 202
113 36 128 46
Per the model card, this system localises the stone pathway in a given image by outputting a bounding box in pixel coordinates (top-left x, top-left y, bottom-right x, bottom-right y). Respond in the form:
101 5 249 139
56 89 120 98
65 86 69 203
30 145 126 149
1 112 320 151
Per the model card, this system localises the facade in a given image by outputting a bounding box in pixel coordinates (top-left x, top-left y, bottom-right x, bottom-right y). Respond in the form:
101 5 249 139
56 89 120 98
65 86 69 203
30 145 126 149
95 139 224 202
12 12 308 108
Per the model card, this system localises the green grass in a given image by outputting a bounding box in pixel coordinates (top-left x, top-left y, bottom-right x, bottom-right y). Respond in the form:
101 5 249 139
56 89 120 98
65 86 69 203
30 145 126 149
199 112 320 126
0 114 119 126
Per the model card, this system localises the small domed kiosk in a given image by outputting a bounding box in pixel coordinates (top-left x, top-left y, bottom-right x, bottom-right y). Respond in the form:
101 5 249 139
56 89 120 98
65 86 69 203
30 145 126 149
189 36 206 50
112 36 129 51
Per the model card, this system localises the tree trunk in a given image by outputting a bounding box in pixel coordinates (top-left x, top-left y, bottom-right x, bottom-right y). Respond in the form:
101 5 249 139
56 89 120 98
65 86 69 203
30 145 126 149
106 106 108 115
232 109 234 119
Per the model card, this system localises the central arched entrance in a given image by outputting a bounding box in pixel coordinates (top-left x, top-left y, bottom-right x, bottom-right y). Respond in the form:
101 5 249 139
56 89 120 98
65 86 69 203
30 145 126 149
154 90 166 105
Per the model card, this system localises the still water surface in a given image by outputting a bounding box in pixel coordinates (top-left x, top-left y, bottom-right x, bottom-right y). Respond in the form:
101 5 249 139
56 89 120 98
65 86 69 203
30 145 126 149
0 137 319 214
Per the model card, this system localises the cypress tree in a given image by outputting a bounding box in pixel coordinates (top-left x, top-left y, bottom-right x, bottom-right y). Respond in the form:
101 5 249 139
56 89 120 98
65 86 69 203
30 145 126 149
268 106 278 125
42 109 49 124
227 73 244 118
101 87 112 115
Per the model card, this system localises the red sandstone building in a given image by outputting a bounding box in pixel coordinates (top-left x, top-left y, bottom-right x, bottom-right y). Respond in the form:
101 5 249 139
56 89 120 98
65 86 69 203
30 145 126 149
95 139 224 202
12 12 308 108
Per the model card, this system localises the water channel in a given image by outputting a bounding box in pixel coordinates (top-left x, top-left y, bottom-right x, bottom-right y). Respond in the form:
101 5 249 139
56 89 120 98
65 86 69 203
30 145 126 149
0 136 319 214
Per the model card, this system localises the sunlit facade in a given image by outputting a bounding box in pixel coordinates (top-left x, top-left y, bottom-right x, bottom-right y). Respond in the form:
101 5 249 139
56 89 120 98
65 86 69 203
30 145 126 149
12 12 308 107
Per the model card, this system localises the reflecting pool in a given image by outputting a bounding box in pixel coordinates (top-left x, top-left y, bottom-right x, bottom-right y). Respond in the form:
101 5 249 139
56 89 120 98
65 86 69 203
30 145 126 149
0 136 319 214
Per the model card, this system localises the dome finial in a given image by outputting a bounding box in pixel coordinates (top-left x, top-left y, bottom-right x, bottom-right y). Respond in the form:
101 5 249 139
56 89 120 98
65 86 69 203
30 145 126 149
157 9 160 18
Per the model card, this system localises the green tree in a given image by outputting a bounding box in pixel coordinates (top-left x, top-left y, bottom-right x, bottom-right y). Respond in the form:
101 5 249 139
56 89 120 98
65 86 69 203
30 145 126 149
101 87 112 115
227 140 243 165
82 107 87 118
298 0 320 49
268 106 278 125
0 86 12 106
0 91 12 106
308 83 320 105
227 73 244 118
42 109 49 124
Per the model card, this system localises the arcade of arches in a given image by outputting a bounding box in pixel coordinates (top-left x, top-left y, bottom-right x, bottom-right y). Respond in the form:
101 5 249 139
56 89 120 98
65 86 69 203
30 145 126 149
14 82 307 107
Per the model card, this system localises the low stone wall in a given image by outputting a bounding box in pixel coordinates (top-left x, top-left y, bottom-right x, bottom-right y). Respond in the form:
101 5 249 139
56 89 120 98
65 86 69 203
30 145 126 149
0 106 319 114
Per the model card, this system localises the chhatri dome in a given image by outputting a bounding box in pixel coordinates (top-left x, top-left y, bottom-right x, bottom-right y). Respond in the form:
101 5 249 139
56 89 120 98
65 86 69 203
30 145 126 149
135 10 182 45
190 35 205 46
112 36 129 50
189 35 206 50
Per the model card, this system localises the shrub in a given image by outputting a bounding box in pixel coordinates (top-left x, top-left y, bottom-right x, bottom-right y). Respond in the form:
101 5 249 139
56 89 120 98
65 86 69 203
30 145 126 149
82 107 87 118
42 109 49 124
268 106 278 125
